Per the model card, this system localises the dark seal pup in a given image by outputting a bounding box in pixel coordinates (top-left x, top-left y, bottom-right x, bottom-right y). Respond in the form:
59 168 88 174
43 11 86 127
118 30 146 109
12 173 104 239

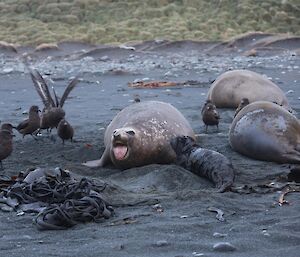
230 101 300 163
170 136 235 192
83 101 195 170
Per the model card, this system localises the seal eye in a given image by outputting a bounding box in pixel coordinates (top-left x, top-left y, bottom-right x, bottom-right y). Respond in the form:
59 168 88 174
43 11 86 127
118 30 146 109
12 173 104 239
126 130 135 136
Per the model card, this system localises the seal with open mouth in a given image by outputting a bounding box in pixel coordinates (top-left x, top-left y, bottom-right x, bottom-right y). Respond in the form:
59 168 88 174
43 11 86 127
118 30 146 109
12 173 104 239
83 100 195 169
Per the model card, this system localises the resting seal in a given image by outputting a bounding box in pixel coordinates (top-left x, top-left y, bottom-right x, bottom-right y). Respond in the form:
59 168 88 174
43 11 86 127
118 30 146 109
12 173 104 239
229 101 300 163
171 136 235 192
207 70 289 108
83 101 195 169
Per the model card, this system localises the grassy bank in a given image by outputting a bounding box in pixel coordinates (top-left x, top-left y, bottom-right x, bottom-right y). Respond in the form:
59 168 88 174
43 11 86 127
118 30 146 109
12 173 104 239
0 0 299 46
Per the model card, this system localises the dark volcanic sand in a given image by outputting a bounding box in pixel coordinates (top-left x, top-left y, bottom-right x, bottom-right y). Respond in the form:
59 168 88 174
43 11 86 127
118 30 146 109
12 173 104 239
0 36 300 257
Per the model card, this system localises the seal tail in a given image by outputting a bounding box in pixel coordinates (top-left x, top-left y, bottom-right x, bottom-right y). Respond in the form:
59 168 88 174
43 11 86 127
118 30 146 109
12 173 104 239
59 76 80 108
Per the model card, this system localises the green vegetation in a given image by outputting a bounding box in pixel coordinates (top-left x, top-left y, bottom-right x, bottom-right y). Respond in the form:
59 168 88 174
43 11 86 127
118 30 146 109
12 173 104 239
0 0 299 46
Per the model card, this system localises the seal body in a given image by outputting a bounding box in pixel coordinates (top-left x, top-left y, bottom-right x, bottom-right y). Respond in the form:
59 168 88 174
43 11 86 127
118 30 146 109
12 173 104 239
170 136 235 192
229 101 300 163
84 101 195 169
207 70 289 108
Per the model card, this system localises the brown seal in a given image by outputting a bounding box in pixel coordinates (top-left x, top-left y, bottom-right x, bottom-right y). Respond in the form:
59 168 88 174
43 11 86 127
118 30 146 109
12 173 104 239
82 101 195 169
206 70 289 108
229 101 300 163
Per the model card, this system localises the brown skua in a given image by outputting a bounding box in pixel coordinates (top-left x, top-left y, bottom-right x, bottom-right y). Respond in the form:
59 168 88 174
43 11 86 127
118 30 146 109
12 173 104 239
202 102 220 132
57 119 74 144
29 69 79 132
234 98 250 118
15 105 40 139
0 123 14 170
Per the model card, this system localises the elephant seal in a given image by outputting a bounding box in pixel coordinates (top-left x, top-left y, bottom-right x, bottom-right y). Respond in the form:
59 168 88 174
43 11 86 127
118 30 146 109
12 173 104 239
229 101 300 163
83 101 195 169
207 70 289 108
170 136 235 192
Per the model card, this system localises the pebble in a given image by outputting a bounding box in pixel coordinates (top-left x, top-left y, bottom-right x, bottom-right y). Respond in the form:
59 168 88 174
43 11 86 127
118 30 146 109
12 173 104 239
213 232 228 238
286 89 294 94
213 242 236 252
16 210 25 216
192 252 205 256
180 215 188 219
100 56 110 62
1 205 14 212
262 229 270 236
153 240 169 247
3 67 13 73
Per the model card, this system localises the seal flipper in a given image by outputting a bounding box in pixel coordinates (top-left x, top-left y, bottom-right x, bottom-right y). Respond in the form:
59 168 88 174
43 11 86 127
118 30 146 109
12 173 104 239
81 148 111 168
282 149 300 164
82 159 103 168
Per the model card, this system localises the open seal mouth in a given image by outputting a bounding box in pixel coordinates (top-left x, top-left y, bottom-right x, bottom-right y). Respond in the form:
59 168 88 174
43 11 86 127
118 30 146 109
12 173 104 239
113 141 129 160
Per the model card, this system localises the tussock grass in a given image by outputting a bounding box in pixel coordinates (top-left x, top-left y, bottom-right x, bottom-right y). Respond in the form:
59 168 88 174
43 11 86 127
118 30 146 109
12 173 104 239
0 0 299 46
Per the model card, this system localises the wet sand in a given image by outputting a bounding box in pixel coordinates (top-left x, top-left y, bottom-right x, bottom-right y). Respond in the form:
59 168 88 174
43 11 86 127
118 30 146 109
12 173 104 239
0 34 300 256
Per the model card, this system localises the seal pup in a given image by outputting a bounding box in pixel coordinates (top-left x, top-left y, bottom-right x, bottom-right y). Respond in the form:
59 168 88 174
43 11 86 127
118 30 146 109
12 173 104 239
230 101 300 163
29 69 79 132
82 101 195 169
202 102 220 132
234 98 250 117
15 105 40 139
0 123 14 170
206 70 289 109
170 136 234 192
57 119 74 144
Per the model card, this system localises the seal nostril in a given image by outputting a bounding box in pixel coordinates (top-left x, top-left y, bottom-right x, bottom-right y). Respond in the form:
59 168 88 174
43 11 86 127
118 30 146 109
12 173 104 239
126 130 135 136
113 132 121 140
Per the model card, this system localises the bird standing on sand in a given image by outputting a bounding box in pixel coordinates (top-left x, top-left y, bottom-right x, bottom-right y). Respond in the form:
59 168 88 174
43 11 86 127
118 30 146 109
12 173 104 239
234 98 250 118
29 69 79 132
202 101 220 132
15 105 40 139
57 119 74 144
201 99 212 115
0 123 14 170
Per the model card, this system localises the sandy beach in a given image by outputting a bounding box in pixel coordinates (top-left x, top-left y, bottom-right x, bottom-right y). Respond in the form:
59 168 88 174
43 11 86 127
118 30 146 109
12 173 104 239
0 34 300 257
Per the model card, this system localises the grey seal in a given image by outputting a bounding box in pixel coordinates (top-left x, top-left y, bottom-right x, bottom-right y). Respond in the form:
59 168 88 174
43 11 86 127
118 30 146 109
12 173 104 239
230 101 300 163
